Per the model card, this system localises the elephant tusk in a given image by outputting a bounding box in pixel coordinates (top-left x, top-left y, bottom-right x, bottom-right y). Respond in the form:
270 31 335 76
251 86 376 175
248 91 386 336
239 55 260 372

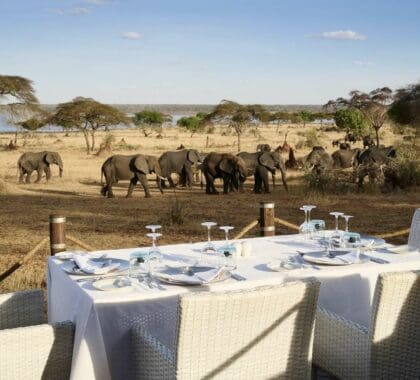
157 175 168 181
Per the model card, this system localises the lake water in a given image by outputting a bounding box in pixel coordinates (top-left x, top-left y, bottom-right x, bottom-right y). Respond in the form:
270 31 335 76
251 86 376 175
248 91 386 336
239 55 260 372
0 114 187 133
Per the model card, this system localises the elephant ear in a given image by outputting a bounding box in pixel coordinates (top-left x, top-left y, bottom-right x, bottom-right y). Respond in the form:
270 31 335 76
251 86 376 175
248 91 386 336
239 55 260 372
187 150 201 164
134 155 149 174
44 152 55 164
258 152 275 171
219 157 233 174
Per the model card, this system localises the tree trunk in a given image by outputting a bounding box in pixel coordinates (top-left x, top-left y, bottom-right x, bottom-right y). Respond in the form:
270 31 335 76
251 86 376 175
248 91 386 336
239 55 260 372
83 130 91 154
90 130 96 152
237 133 241 152
375 127 380 147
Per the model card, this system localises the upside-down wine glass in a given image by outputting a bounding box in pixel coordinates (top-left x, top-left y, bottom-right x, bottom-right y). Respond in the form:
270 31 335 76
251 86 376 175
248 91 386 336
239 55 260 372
201 222 217 253
329 212 344 248
299 206 314 239
218 226 236 269
341 215 353 232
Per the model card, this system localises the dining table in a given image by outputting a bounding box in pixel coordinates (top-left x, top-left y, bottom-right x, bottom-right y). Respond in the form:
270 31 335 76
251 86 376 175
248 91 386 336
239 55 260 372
47 233 420 380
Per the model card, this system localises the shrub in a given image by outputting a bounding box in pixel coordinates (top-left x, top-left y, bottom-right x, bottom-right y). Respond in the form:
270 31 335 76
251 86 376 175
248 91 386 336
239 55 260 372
304 170 355 194
206 125 215 134
102 133 116 149
160 192 187 225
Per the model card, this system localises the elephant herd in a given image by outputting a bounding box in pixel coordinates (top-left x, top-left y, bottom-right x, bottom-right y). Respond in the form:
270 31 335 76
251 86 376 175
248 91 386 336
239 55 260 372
304 144 397 186
16 148 289 198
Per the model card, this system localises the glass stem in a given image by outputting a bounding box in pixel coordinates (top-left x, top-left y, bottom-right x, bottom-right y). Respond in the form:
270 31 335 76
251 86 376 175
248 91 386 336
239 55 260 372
305 210 308 224
207 227 211 243
345 219 349 232
335 216 339 232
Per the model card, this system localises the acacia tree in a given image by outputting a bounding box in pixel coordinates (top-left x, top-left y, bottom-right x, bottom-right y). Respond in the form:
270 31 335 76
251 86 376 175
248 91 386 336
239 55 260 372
0 75 40 143
132 110 172 137
177 113 207 137
206 100 264 152
334 108 369 138
327 87 393 146
50 97 129 154
389 82 420 142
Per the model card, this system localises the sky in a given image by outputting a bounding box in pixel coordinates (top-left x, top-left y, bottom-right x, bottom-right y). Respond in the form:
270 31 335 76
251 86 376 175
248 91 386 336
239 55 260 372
1 0 419 104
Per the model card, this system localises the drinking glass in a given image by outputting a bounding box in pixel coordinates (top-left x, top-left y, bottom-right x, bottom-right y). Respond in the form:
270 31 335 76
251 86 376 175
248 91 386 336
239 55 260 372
309 219 326 239
305 205 317 223
129 251 149 281
217 226 236 269
342 232 362 259
341 215 353 232
201 221 217 252
147 232 162 262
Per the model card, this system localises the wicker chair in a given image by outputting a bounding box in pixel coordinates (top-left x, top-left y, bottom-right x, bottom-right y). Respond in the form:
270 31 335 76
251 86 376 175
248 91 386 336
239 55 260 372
0 290 75 380
131 278 320 380
313 271 420 379
408 208 420 250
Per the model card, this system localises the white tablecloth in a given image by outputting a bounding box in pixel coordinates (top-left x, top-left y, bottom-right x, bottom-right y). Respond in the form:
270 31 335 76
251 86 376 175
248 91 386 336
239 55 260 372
47 234 420 380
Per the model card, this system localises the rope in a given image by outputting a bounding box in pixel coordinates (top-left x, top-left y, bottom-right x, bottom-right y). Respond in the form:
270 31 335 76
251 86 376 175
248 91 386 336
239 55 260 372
233 220 258 240
0 237 49 282
67 235 95 251
274 217 300 231
377 228 410 239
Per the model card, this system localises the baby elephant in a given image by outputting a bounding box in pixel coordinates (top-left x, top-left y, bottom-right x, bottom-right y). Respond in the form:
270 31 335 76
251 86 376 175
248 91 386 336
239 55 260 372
18 151 63 183
101 154 163 198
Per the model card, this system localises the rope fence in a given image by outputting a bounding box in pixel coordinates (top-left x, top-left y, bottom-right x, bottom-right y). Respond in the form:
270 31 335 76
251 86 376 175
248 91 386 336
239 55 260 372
0 204 412 283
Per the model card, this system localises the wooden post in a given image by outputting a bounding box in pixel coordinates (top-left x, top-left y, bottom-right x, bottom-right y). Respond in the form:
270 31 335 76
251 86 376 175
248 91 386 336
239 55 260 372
259 202 275 236
49 215 66 255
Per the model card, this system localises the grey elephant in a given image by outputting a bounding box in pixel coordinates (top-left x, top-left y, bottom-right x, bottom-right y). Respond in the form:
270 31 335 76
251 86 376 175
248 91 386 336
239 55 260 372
256 143 271 152
17 151 63 183
331 148 361 169
304 147 333 172
202 152 247 194
101 154 163 198
353 146 397 187
158 149 201 188
237 151 288 193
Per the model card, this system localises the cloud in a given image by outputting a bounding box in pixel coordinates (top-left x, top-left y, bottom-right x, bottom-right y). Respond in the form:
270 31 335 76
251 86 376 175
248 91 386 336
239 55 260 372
353 60 374 66
121 32 142 40
314 30 367 41
46 7 91 16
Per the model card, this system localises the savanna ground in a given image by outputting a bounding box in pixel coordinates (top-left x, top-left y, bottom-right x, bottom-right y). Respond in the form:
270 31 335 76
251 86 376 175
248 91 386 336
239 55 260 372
0 123 418 293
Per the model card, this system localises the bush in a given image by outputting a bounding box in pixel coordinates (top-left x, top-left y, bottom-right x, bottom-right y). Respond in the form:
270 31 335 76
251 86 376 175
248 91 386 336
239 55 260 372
304 170 355 194
102 133 116 149
304 128 320 148
206 125 215 134
159 192 187 225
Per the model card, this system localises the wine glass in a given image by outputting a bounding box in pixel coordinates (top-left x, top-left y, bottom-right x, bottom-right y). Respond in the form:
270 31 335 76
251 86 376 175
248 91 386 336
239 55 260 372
329 212 344 248
146 224 162 233
201 221 217 253
309 219 326 239
128 250 149 282
306 205 317 223
341 215 353 232
147 232 162 262
218 226 236 269
299 206 314 240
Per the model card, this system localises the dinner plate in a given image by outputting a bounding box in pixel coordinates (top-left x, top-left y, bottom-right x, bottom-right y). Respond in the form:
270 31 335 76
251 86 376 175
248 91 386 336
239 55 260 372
266 260 303 271
55 250 88 260
303 251 370 266
61 258 129 276
387 245 418 254
92 276 132 291
360 236 386 247
153 265 231 285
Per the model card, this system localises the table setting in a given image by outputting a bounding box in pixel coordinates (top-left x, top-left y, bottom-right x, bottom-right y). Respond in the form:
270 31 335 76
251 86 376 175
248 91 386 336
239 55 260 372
47 206 420 380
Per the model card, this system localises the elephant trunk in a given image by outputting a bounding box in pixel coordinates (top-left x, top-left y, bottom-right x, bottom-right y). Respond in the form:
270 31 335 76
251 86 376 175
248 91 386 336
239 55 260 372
59 167 63 177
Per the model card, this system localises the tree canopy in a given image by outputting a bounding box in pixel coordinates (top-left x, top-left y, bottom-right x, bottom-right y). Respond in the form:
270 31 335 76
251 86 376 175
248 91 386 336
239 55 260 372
49 97 129 154
0 75 38 105
334 108 369 138
326 87 393 146
206 100 266 151
132 110 171 136
177 113 207 137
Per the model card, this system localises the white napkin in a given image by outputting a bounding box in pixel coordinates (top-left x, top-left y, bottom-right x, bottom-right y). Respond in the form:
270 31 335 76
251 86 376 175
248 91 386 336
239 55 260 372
73 255 120 274
304 252 358 265
272 240 322 254
157 267 223 285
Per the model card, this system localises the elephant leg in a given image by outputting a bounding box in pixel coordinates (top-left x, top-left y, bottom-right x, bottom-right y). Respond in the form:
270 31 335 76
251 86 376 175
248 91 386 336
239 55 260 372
138 174 151 198
19 168 25 183
279 167 288 192
35 168 43 183
25 169 33 183
223 175 230 194
260 168 270 193
168 176 176 188
45 165 51 181
107 180 115 198
185 166 194 188
126 177 138 198
254 172 262 193
205 172 218 194
100 184 108 197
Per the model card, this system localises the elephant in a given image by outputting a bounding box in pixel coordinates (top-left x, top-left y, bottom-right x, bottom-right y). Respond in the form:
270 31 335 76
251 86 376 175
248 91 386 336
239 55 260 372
331 148 361 169
202 152 247 194
332 139 342 148
17 151 63 183
256 143 271 152
100 154 163 198
339 142 351 150
362 135 375 149
344 132 358 144
304 147 333 172
158 149 201 188
237 151 288 193
353 146 397 187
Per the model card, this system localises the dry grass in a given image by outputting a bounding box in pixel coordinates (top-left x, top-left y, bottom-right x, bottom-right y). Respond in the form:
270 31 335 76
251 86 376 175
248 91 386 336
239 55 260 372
0 124 418 293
